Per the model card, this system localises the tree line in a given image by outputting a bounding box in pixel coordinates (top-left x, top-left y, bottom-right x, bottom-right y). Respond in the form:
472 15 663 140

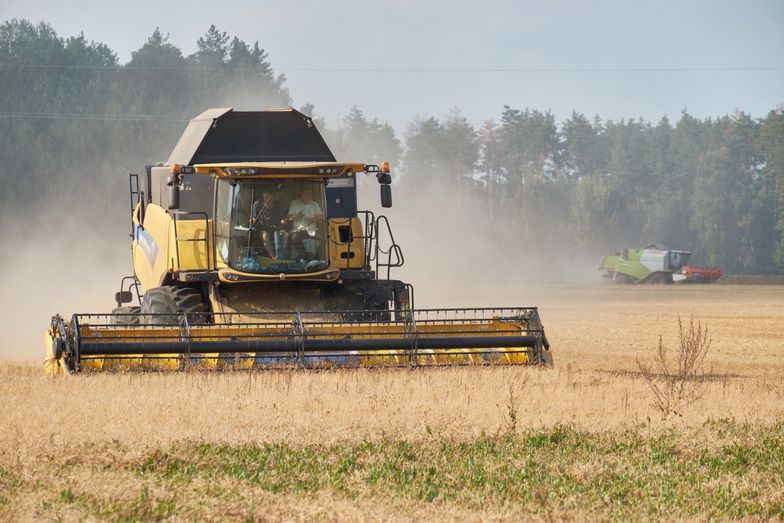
1 19 782 273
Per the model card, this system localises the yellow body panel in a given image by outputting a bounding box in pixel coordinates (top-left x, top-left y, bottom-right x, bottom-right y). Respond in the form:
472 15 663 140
328 217 365 269
133 204 173 291
168 218 212 271
134 203 214 292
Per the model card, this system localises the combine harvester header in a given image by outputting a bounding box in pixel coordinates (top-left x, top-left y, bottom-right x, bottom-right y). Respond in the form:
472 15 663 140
47 308 548 372
46 108 551 373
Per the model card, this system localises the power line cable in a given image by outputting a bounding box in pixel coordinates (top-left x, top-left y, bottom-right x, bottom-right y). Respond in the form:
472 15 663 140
286 66 784 73
0 111 188 121
0 63 782 73
0 111 501 126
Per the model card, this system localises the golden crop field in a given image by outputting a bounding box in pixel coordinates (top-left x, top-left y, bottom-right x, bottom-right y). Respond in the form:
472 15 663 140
1 284 782 520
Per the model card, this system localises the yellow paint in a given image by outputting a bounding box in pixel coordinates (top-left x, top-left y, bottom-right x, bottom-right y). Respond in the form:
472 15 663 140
168 218 212 271
133 204 172 292
43 331 61 375
328 217 365 269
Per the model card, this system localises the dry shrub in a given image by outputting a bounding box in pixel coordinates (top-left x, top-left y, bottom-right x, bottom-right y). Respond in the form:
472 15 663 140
637 315 712 417
498 379 520 434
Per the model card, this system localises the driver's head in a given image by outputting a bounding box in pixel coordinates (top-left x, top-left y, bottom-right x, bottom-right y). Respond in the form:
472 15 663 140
260 190 277 205
299 188 312 203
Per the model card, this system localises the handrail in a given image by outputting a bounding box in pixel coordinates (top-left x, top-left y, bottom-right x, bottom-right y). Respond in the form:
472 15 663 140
118 275 142 307
374 215 404 280
356 210 375 269
128 173 140 238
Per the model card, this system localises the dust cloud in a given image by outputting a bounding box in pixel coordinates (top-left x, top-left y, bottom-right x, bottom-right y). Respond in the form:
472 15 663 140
0 212 131 362
354 172 603 309
0 108 607 364
0 172 603 363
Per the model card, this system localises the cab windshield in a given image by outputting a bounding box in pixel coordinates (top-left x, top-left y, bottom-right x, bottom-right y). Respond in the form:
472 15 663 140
668 251 691 270
215 179 329 274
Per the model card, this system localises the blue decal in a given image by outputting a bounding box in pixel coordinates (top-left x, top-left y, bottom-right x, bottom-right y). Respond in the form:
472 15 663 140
135 226 159 267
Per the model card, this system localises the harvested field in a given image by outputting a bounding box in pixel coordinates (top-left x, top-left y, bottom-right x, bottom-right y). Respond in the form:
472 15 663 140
1 284 783 520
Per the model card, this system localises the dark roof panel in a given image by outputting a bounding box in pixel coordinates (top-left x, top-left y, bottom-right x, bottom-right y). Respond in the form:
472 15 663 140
166 107 335 165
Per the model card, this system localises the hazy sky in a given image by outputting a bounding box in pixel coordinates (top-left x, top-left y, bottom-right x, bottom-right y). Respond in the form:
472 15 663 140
1 0 782 128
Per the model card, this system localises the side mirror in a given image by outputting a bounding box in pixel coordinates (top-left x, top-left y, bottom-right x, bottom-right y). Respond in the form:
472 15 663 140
115 291 133 306
380 184 392 208
167 174 180 210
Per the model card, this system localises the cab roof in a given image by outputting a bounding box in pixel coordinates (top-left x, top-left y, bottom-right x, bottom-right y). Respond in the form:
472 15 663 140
167 108 336 165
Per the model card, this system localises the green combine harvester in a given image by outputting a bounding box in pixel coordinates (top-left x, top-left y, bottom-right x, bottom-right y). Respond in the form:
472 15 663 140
600 245 721 284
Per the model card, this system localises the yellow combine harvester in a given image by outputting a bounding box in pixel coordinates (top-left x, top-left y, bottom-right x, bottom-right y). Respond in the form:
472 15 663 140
45 108 551 373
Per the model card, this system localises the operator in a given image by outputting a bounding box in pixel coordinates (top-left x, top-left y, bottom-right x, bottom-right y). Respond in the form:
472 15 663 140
287 187 323 258
252 190 289 259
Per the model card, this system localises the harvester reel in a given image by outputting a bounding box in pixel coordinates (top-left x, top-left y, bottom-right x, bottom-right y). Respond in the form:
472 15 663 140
45 307 550 373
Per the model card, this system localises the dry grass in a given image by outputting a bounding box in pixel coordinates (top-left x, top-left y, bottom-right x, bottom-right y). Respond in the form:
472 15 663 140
1 284 783 520
637 315 713 417
1 363 782 451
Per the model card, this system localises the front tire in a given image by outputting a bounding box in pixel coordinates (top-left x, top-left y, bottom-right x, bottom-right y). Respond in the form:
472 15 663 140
141 286 207 325
110 306 141 326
